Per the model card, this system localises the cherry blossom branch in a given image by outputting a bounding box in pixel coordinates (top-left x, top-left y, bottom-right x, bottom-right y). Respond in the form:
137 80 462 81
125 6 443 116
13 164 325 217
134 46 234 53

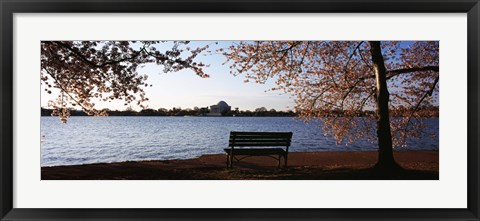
354 65 440 82
400 75 440 143
386 66 439 76
43 68 94 113
344 41 364 69
53 41 143 68
275 41 301 53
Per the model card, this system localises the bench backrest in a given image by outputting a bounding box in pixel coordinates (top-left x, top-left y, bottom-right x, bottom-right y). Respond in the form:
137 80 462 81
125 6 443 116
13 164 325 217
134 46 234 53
229 131 293 148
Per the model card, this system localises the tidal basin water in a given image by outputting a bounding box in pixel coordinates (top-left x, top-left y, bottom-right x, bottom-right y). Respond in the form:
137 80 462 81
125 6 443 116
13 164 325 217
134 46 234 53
41 116 439 166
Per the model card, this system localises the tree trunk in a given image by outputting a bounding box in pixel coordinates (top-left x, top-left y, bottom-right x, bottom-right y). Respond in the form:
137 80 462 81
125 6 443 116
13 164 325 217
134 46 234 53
368 41 401 171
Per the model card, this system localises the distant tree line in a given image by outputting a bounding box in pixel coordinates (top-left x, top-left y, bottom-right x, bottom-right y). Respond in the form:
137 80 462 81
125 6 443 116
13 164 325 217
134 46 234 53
227 107 295 117
40 107 297 117
41 105 438 118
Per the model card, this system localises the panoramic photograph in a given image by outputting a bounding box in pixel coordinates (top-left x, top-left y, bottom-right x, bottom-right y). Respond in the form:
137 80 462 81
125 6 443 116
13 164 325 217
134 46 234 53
40 40 439 180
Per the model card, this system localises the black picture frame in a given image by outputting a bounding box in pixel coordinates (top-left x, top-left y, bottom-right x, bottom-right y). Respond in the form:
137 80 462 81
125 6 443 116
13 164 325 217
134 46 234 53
1 0 479 220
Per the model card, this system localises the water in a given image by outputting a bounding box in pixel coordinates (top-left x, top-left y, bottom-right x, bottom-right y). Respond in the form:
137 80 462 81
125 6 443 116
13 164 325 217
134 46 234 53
41 116 439 166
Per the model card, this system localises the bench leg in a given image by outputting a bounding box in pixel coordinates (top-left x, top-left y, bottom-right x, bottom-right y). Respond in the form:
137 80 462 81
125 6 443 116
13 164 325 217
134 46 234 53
229 153 234 168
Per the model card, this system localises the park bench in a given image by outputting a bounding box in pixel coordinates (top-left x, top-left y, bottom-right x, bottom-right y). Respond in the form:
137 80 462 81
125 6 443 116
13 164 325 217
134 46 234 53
224 131 293 168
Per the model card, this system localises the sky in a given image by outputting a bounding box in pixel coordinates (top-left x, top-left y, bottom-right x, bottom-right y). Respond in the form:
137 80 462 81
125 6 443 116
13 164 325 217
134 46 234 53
41 41 295 112
140 41 294 111
41 41 438 112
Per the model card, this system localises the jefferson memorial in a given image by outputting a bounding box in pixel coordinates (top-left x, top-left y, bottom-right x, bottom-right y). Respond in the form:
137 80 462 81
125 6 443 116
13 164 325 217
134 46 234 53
209 101 231 116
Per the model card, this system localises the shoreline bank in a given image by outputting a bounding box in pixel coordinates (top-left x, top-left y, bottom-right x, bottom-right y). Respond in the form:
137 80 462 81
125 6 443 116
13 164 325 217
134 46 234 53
41 150 439 180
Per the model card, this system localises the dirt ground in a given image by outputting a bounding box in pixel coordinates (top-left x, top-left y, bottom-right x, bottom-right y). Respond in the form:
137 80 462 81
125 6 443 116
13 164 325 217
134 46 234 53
41 150 439 180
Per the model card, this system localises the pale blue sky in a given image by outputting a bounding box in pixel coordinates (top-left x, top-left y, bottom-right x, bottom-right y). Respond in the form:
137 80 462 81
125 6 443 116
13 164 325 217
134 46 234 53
41 41 295 111
141 41 295 111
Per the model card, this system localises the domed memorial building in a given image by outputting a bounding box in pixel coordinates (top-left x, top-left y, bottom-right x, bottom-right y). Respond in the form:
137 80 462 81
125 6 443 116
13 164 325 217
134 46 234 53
209 101 231 116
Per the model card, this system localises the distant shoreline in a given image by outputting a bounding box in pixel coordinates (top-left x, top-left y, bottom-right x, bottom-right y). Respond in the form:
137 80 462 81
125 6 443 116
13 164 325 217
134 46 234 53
41 150 439 180
41 107 439 118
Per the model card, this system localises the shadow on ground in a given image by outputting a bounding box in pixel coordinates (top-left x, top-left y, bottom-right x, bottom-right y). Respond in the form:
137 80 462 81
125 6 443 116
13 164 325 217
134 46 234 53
221 166 438 180
42 163 438 180
41 151 439 180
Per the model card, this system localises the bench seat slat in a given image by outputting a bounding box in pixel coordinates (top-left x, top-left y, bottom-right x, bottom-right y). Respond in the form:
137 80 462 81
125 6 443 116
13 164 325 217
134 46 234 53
229 142 291 147
230 139 291 142
224 148 286 156
230 138 291 141
231 132 292 136
230 141 290 144
230 135 292 139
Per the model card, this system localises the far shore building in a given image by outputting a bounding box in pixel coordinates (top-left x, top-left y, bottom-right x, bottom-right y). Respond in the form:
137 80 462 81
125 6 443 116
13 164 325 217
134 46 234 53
208 101 231 116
